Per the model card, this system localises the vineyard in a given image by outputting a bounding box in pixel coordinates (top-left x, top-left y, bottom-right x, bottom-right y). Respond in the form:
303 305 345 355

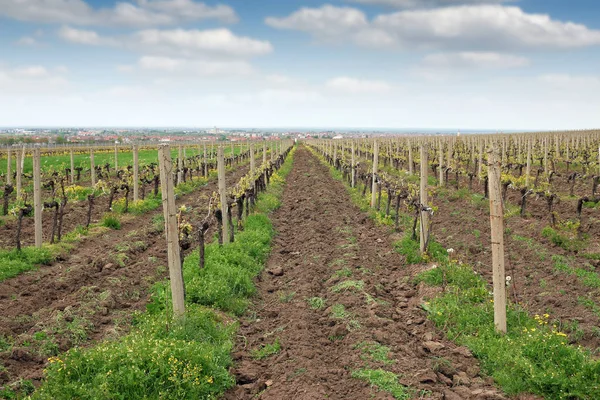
0 131 599 400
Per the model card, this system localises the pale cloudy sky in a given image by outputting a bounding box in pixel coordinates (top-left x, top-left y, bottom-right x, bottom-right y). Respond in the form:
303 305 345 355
1 0 599 129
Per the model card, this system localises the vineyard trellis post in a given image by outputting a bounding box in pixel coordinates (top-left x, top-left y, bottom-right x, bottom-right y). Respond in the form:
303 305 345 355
70 148 75 184
158 145 185 317
6 149 12 185
16 151 22 199
408 139 414 175
114 143 118 172
203 142 208 177
263 142 267 165
218 145 229 244
133 144 139 202
90 148 96 187
33 148 42 249
419 144 429 255
488 144 507 334
526 139 532 188
177 146 183 185
371 140 379 208
250 143 255 191
351 140 356 188
438 140 444 187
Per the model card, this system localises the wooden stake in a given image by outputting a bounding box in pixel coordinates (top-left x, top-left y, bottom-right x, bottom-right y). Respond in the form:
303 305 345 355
250 143 255 182
16 151 22 199
218 146 229 244
488 145 507 334
371 140 379 208
203 142 208 177
263 142 267 165
351 141 356 188
6 149 11 185
133 145 139 202
438 141 444 187
90 148 96 187
408 140 414 175
114 143 118 172
33 149 42 248
420 144 429 254
526 139 532 187
70 148 75 184
158 145 185 317
177 146 183 185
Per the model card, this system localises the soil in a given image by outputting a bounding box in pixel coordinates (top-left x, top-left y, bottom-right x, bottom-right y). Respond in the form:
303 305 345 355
225 147 509 400
0 164 250 387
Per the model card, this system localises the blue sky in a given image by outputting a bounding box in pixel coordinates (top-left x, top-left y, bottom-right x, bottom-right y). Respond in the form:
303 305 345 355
1 0 599 129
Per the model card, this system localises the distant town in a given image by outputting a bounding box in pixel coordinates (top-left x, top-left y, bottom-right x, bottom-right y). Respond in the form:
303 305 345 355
0 127 508 146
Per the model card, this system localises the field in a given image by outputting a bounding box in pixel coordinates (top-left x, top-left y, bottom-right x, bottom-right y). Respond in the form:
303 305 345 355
1 134 600 400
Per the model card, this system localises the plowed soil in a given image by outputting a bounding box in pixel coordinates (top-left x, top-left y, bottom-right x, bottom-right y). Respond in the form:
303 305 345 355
0 164 250 387
225 148 508 400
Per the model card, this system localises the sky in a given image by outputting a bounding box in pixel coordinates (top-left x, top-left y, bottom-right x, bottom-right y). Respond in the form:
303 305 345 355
0 0 599 129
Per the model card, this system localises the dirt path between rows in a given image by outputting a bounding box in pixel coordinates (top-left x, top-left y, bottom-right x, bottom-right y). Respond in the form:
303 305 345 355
225 147 506 400
0 163 250 388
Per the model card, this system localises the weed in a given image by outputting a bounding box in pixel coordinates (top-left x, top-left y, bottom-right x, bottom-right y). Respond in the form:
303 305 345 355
331 280 365 293
333 267 352 278
354 341 394 365
331 304 349 319
251 339 281 360
352 369 411 399
278 291 296 303
101 213 121 230
307 297 326 310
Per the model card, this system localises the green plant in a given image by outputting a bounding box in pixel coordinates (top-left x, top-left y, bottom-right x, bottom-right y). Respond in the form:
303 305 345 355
278 291 296 303
331 304 349 319
307 297 326 310
101 213 121 230
351 369 411 399
331 280 364 293
354 341 394 365
251 339 281 360
0 247 53 282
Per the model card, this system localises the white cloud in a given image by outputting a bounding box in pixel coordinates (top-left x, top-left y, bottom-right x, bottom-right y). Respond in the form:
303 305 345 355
135 56 254 76
326 76 391 93
15 36 38 46
0 63 68 95
58 26 112 45
349 0 514 8
132 28 273 58
266 5 368 39
538 74 600 89
58 26 273 61
422 52 530 68
0 0 237 27
267 5 600 50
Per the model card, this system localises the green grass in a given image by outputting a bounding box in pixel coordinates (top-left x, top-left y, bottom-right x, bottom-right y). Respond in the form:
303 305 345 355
541 225 587 252
0 247 53 282
552 255 600 289
30 145 296 400
100 213 121 230
354 341 394 365
251 339 281 360
417 260 600 399
351 369 411 399
330 279 365 293
330 304 349 319
307 297 326 310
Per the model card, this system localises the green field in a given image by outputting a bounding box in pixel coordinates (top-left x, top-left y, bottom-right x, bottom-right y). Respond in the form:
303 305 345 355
0 143 253 176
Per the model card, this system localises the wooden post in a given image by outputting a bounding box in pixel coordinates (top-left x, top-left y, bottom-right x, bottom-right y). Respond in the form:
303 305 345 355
525 139 532 187
16 151 22 199
263 142 267 165
351 141 356 188
70 148 75 184
6 149 11 185
177 146 183 185
114 143 118 172
250 144 255 180
438 140 444 187
371 140 379 208
408 140 414 175
158 145 185 317
478 140 483 181
133 145 139 202
90 148 96 187
420 144 429 254
218 146 229 244
488 145 507 334
20 146 25 172
203 142 208 177
33 149 42 248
